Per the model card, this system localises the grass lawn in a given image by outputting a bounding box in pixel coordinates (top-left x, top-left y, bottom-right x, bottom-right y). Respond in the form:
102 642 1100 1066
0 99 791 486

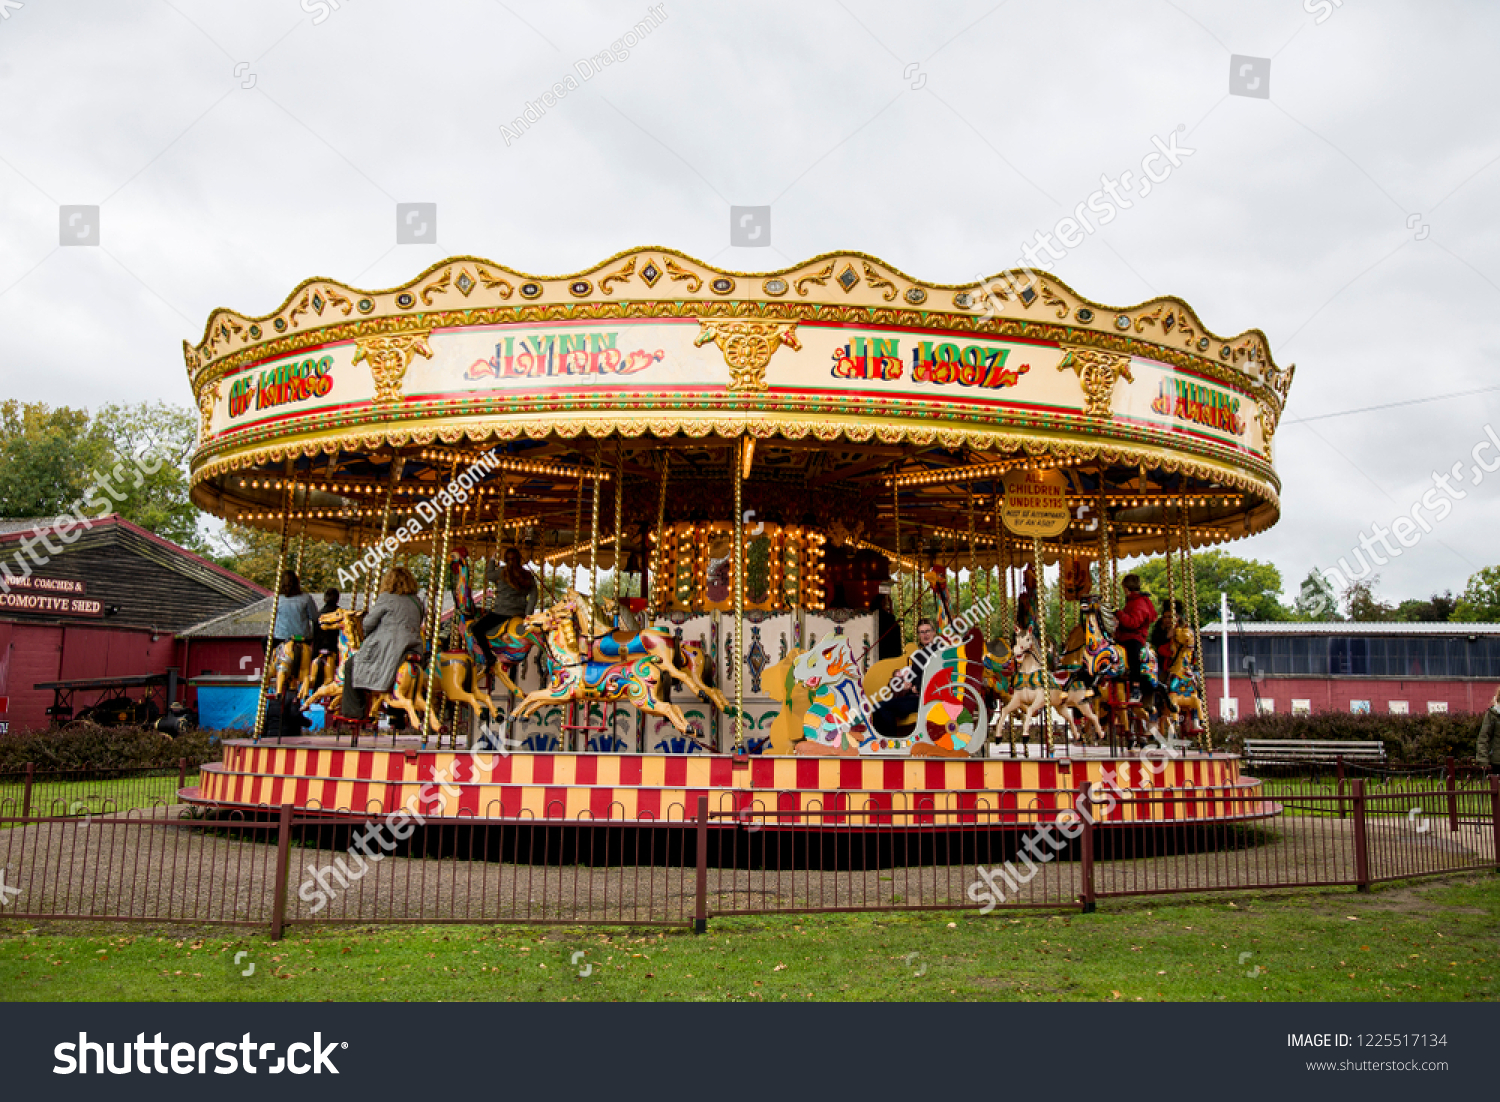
0 774 193 825
1 875 1495 1002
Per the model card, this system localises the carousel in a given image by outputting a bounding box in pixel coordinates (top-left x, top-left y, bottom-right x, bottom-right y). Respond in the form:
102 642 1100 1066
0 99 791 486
179 248 1292 828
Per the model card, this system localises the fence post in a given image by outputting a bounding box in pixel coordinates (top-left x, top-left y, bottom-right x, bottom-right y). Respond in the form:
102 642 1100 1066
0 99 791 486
1077 780 1096 914
693 796 709 935
270 803 294 941
1336 754 1346 820
178 757 188 798
21 762 34 821
1489 776 1499 875
1446 756 1459 834
1351 779 1370 892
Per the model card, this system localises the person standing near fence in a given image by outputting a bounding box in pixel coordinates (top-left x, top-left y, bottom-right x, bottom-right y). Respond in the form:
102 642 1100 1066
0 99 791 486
1478 686 1500 774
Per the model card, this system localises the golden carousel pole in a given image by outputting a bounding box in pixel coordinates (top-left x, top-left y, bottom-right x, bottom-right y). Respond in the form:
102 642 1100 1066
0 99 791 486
648 454 670 619
571 457 586 587
367 459 398 614
490 472 507 615
732 436 746 752
1096 476 1110 604
252 470 296 743
891 474 904 645
589 441 604 605
445 492 473 743
422 461 458 749
613 439 626 608
995 491 1006 641
1181 506 1213 751
611 438 626 747
1031 534 1052 756
967 484 977 625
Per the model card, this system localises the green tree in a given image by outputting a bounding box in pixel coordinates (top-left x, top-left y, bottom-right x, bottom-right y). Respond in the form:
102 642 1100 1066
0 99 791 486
90 401 202 549
1453 566 1500 622
1394 590 1456 622
0 400 204 550
1291 568 1342 621
0 401 101 517
1128 550 1288 625
1343 577 1394 622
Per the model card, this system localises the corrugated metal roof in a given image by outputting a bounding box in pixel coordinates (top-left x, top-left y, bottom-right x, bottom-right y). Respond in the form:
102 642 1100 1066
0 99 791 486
0 516 63 535
1202 621 1500 636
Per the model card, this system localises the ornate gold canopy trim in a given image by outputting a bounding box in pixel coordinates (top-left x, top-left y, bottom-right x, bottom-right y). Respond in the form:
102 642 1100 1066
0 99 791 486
184 248 1293 424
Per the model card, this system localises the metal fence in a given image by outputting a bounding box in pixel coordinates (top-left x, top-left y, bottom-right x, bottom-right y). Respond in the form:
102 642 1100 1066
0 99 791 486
0 760 197 820
0 773 1495 937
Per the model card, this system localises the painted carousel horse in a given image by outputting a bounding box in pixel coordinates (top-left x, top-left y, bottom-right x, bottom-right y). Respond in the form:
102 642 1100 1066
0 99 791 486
513 600 690 735
1162 623 1203 737
304 608 495 731
271 639 316 700
991 627 1105 744
449 549 548 695
550 588 730 711
1062 595 1162 743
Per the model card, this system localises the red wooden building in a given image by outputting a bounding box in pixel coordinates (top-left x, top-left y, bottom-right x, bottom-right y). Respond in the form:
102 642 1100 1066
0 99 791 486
0 516 266 733
1202 621 1500 719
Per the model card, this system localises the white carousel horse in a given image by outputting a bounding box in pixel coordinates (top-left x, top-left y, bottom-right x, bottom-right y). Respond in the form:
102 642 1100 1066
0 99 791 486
990 627 1106 744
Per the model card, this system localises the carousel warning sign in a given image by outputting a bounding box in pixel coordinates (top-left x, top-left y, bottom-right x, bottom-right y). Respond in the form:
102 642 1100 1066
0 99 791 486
1001 469 1071 537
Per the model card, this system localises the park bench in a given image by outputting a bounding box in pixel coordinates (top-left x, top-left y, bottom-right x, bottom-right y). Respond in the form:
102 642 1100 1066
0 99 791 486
1241 739 1387 767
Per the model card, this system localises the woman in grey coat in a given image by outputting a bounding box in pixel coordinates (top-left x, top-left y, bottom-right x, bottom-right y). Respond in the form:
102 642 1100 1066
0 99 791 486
343 567 425 715
485 547 540 619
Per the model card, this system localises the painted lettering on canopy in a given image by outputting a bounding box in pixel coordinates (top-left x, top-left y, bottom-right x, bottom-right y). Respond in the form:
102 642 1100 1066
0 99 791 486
228 355 335 419
912 341 1029 389
829 336 1029 390
464 331 664 380
1151 378 1246 436
831 337 903 380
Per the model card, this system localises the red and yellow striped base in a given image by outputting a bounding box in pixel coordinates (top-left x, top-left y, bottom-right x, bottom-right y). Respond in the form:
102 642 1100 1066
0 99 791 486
189 740 1276 827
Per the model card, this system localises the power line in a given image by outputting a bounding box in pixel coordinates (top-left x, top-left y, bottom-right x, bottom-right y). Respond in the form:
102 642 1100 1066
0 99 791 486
1283 383 1500 425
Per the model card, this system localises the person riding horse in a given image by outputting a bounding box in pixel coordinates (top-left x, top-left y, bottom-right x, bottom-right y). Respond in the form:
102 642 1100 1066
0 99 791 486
1113 574 1158 705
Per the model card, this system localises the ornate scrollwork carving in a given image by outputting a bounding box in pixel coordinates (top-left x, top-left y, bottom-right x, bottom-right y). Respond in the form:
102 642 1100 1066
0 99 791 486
861 262 897 301
198 382 220 440
1057 347 1134 419
600 258 635 295
795 262 834 296
352 330 434 403
693 319 802 391
663 258 701 293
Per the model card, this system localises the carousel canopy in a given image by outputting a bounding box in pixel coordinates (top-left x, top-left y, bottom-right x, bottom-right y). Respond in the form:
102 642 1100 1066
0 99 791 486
183 249 1292 564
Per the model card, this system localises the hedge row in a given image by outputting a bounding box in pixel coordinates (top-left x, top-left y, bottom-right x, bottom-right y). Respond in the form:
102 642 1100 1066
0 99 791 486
0 727 229 772
1213 712 1490 766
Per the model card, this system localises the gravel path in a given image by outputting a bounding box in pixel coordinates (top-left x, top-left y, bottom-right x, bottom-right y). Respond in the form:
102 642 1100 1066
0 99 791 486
1 810 1492 931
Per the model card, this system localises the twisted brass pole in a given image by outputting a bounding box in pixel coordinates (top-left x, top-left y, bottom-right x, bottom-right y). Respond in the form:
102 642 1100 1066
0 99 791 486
421 462 458 747
252 472 295 743
649 454 670 618
1032 535 1052 756
1182 506 1213 751
733 437 745 750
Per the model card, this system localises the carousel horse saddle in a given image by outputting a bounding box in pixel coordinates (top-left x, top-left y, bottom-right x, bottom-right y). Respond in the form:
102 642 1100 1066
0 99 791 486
591 633 644 659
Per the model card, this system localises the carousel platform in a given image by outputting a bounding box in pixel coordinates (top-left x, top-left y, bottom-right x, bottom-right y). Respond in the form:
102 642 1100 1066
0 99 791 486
183 737 1278 828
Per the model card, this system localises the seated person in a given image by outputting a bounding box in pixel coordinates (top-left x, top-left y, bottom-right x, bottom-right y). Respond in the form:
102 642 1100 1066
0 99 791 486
485 547 540 619
871 617 937 738
1150 598 1187 669
342 567 425 718
1113 573 1158 703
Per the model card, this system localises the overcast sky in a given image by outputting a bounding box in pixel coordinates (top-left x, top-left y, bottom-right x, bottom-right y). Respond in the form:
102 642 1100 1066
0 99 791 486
2 0 1497 606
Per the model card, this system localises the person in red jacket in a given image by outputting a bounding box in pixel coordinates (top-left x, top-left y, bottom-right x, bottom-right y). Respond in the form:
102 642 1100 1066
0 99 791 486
1113 573 1158 703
